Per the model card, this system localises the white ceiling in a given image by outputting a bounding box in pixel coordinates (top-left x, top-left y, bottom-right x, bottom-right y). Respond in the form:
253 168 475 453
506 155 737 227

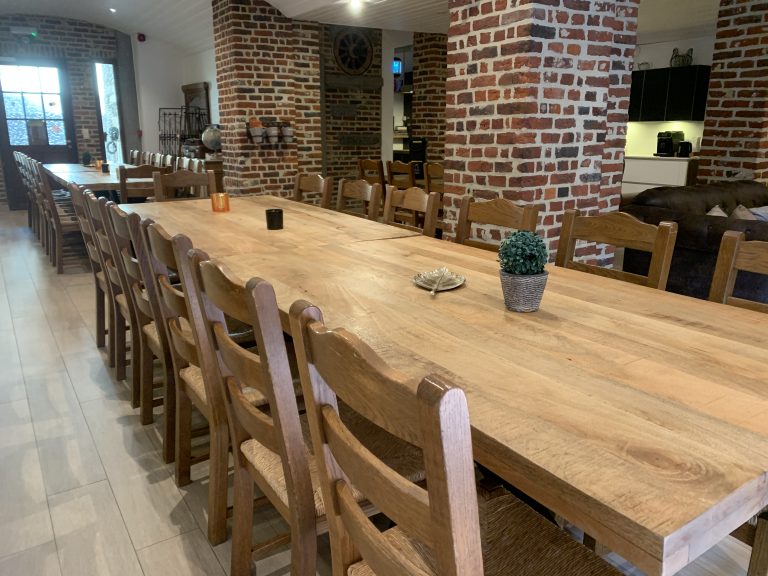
0 0 721 53
636 0 720 43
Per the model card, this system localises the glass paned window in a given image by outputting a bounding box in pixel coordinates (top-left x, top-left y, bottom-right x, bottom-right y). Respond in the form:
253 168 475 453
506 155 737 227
3 93 24 118
1 65 67 146
38 67 60 93
7 120 29 145
18 67 41 93
22 93 44 119
0 66 22 92
46 120 66 145
42 94 62 119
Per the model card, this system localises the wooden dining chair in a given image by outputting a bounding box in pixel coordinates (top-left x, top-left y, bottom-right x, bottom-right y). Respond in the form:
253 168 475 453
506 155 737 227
383 186 439 237
190 158 205 173
289 300 622 576
335 179 384 220
33 162 82 273
108 204 174 425
424 162 444 195
357 158 386 186
293 172 333 209
84 192 128 377
555 209 678 290
456 196 540 251
163 154 175 168
176 156 191 171
152 169 217 201
709 230 768 313
69 183 110 351
184 259 424 575
151 152 165 168
146 224 253 544
386 160 416 190
118 164 169 203
140 151 152 165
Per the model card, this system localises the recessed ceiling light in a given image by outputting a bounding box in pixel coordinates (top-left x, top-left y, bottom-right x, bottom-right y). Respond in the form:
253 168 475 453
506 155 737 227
109 8 116 13
349 0 363 14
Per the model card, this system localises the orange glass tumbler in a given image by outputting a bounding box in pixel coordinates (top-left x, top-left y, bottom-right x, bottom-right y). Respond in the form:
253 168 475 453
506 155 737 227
210 192 230 212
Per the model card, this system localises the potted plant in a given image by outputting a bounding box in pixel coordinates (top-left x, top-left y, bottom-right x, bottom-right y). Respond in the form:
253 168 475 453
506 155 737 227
498 231 549 312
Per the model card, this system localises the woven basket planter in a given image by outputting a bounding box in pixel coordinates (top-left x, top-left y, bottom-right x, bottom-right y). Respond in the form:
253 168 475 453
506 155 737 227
499 270 548 312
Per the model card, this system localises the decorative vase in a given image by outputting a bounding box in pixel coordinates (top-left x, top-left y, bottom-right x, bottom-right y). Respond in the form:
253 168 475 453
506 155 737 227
499 270 548 312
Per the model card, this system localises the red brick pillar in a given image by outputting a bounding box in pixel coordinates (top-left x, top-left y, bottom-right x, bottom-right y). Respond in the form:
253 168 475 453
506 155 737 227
444 0 638 259
412 33 448 164
212 0 322 195
698 0 768 182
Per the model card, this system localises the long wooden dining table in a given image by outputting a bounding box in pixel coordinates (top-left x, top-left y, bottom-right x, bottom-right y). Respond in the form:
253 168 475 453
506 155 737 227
122 195 768 576
44 162 150 193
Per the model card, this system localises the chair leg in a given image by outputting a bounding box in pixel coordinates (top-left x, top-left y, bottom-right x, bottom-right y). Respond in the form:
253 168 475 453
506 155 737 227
55 230 64 273
163 363 177 464
95 284 106 348
107 298 116 367
130 325 142 409
114 311 127 381
207 425 230 545
230 463 255 576
139 342 155 426
749 515 768 576
174 388 192 487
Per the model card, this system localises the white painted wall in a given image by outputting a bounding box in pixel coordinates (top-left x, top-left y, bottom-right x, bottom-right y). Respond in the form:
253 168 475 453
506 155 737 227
634 35 716 69
381 30 414 164
182 48 219 124
131 35 184 152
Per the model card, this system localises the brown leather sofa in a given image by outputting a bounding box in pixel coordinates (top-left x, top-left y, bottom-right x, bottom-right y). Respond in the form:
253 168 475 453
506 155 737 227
621 180 768 302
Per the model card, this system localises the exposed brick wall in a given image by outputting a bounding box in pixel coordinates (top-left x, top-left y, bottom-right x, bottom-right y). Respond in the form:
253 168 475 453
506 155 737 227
213 0 322 196
321 25 382 182
698 0 768 182
412 33 448 164
444 0 638 260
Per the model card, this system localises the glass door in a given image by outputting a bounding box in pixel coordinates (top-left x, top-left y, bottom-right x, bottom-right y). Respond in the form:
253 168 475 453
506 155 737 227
94 62 123 166
0 63 77 209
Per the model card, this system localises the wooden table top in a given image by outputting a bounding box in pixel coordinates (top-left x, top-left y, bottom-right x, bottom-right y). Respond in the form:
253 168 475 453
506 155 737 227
121 196 419 256
44 163 148 192
128 199 768 576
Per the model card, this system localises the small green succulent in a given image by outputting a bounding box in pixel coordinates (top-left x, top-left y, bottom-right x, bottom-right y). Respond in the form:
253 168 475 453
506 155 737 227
498 231 548 275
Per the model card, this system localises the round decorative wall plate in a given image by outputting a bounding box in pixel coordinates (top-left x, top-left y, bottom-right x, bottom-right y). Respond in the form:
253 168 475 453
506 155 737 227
333 30 373 76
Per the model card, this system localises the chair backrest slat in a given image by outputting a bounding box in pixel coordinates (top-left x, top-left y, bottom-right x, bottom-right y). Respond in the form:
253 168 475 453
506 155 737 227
387 160 416 190
424 162 444 195
555 209 678 290
358 159 386 187
293 172 333 209
455 196 539 251
709 230 768 313
152 169 216 201
382 187 438 237
336 179 383 220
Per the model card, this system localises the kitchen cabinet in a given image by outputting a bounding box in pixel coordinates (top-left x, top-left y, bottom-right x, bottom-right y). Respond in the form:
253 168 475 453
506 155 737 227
629 65 711 122
621 156 699 200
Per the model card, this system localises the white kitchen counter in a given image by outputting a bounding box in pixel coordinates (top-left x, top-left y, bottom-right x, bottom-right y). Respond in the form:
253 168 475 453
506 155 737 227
622 156 699 200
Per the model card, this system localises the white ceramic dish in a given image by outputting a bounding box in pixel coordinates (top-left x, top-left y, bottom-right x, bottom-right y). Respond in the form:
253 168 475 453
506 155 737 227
413 267 466 292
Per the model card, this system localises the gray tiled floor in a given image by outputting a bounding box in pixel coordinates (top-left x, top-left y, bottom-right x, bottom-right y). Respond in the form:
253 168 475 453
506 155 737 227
0 207 752 575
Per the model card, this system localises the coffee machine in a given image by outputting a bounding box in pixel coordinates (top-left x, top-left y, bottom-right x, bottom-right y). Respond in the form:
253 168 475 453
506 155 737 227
655 131 685 157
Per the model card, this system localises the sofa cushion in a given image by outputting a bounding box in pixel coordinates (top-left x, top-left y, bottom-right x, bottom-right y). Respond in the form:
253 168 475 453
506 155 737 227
706 205 727 217
751 206 768 221
732 204 758 220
